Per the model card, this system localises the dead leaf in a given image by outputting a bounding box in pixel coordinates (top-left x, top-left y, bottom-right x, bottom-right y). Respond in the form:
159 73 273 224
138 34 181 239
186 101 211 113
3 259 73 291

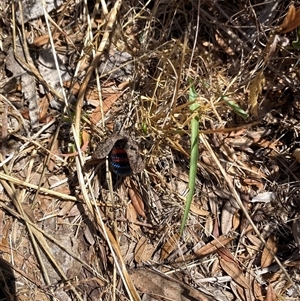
126 203 141 238
38 48 71 110
242 178 264 191
293 149 300 163
265 283 277 301
129 268 216 301
232 210 240 230
38 95 50 123
84 226 95 246
160 233 180 261
135 236 155 263
32 33 60 47
6 45 39 128
90 93 122 124
57 202 76 216
219 252 250 289
213 217 220 238
253 278 264 301
0 237 11 254
261 234 278 268
205 216 213 237
128 183 145 218
217 247 235 262
194 235 235 257
221 200 236 235
190 204 210 216
81 130 90 152
249 71 265 117
247 233 263 250
251 192 275 203
233 284 246 300
252 138 282 150
277 4 300 34
244 270 256 301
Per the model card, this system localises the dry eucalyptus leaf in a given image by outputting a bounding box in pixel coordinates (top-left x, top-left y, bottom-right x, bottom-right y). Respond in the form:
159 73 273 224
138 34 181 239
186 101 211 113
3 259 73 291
219 257 250 289
194 235 235 257
54 291 72 301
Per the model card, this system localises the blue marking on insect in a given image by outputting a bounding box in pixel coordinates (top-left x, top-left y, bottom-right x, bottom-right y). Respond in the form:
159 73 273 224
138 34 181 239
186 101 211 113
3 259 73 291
109 140 132 176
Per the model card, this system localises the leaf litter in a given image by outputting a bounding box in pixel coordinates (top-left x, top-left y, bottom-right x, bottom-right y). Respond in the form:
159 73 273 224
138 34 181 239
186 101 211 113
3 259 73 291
0 0 300 300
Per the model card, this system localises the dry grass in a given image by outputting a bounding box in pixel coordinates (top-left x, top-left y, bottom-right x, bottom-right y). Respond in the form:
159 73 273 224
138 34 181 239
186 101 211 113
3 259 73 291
0 0 300 300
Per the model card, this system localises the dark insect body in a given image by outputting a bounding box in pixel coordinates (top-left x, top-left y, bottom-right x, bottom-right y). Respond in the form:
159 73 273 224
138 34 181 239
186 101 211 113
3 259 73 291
93 134 144 176
109 140 132 176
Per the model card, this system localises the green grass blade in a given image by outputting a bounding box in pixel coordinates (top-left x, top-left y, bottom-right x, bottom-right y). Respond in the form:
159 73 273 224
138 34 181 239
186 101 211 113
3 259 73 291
180 79 199 235
222 96 249 119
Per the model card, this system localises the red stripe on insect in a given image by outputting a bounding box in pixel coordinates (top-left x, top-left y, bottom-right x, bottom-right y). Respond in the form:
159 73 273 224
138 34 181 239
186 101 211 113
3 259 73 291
110 148 130 163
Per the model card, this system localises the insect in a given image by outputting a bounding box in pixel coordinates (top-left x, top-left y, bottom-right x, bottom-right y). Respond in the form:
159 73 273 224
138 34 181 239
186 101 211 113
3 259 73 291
93 134 144 176
109 139 132 176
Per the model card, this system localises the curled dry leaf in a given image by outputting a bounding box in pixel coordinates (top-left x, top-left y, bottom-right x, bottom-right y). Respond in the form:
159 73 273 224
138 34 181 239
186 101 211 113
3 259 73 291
277 4 300 34
81 130 90 152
